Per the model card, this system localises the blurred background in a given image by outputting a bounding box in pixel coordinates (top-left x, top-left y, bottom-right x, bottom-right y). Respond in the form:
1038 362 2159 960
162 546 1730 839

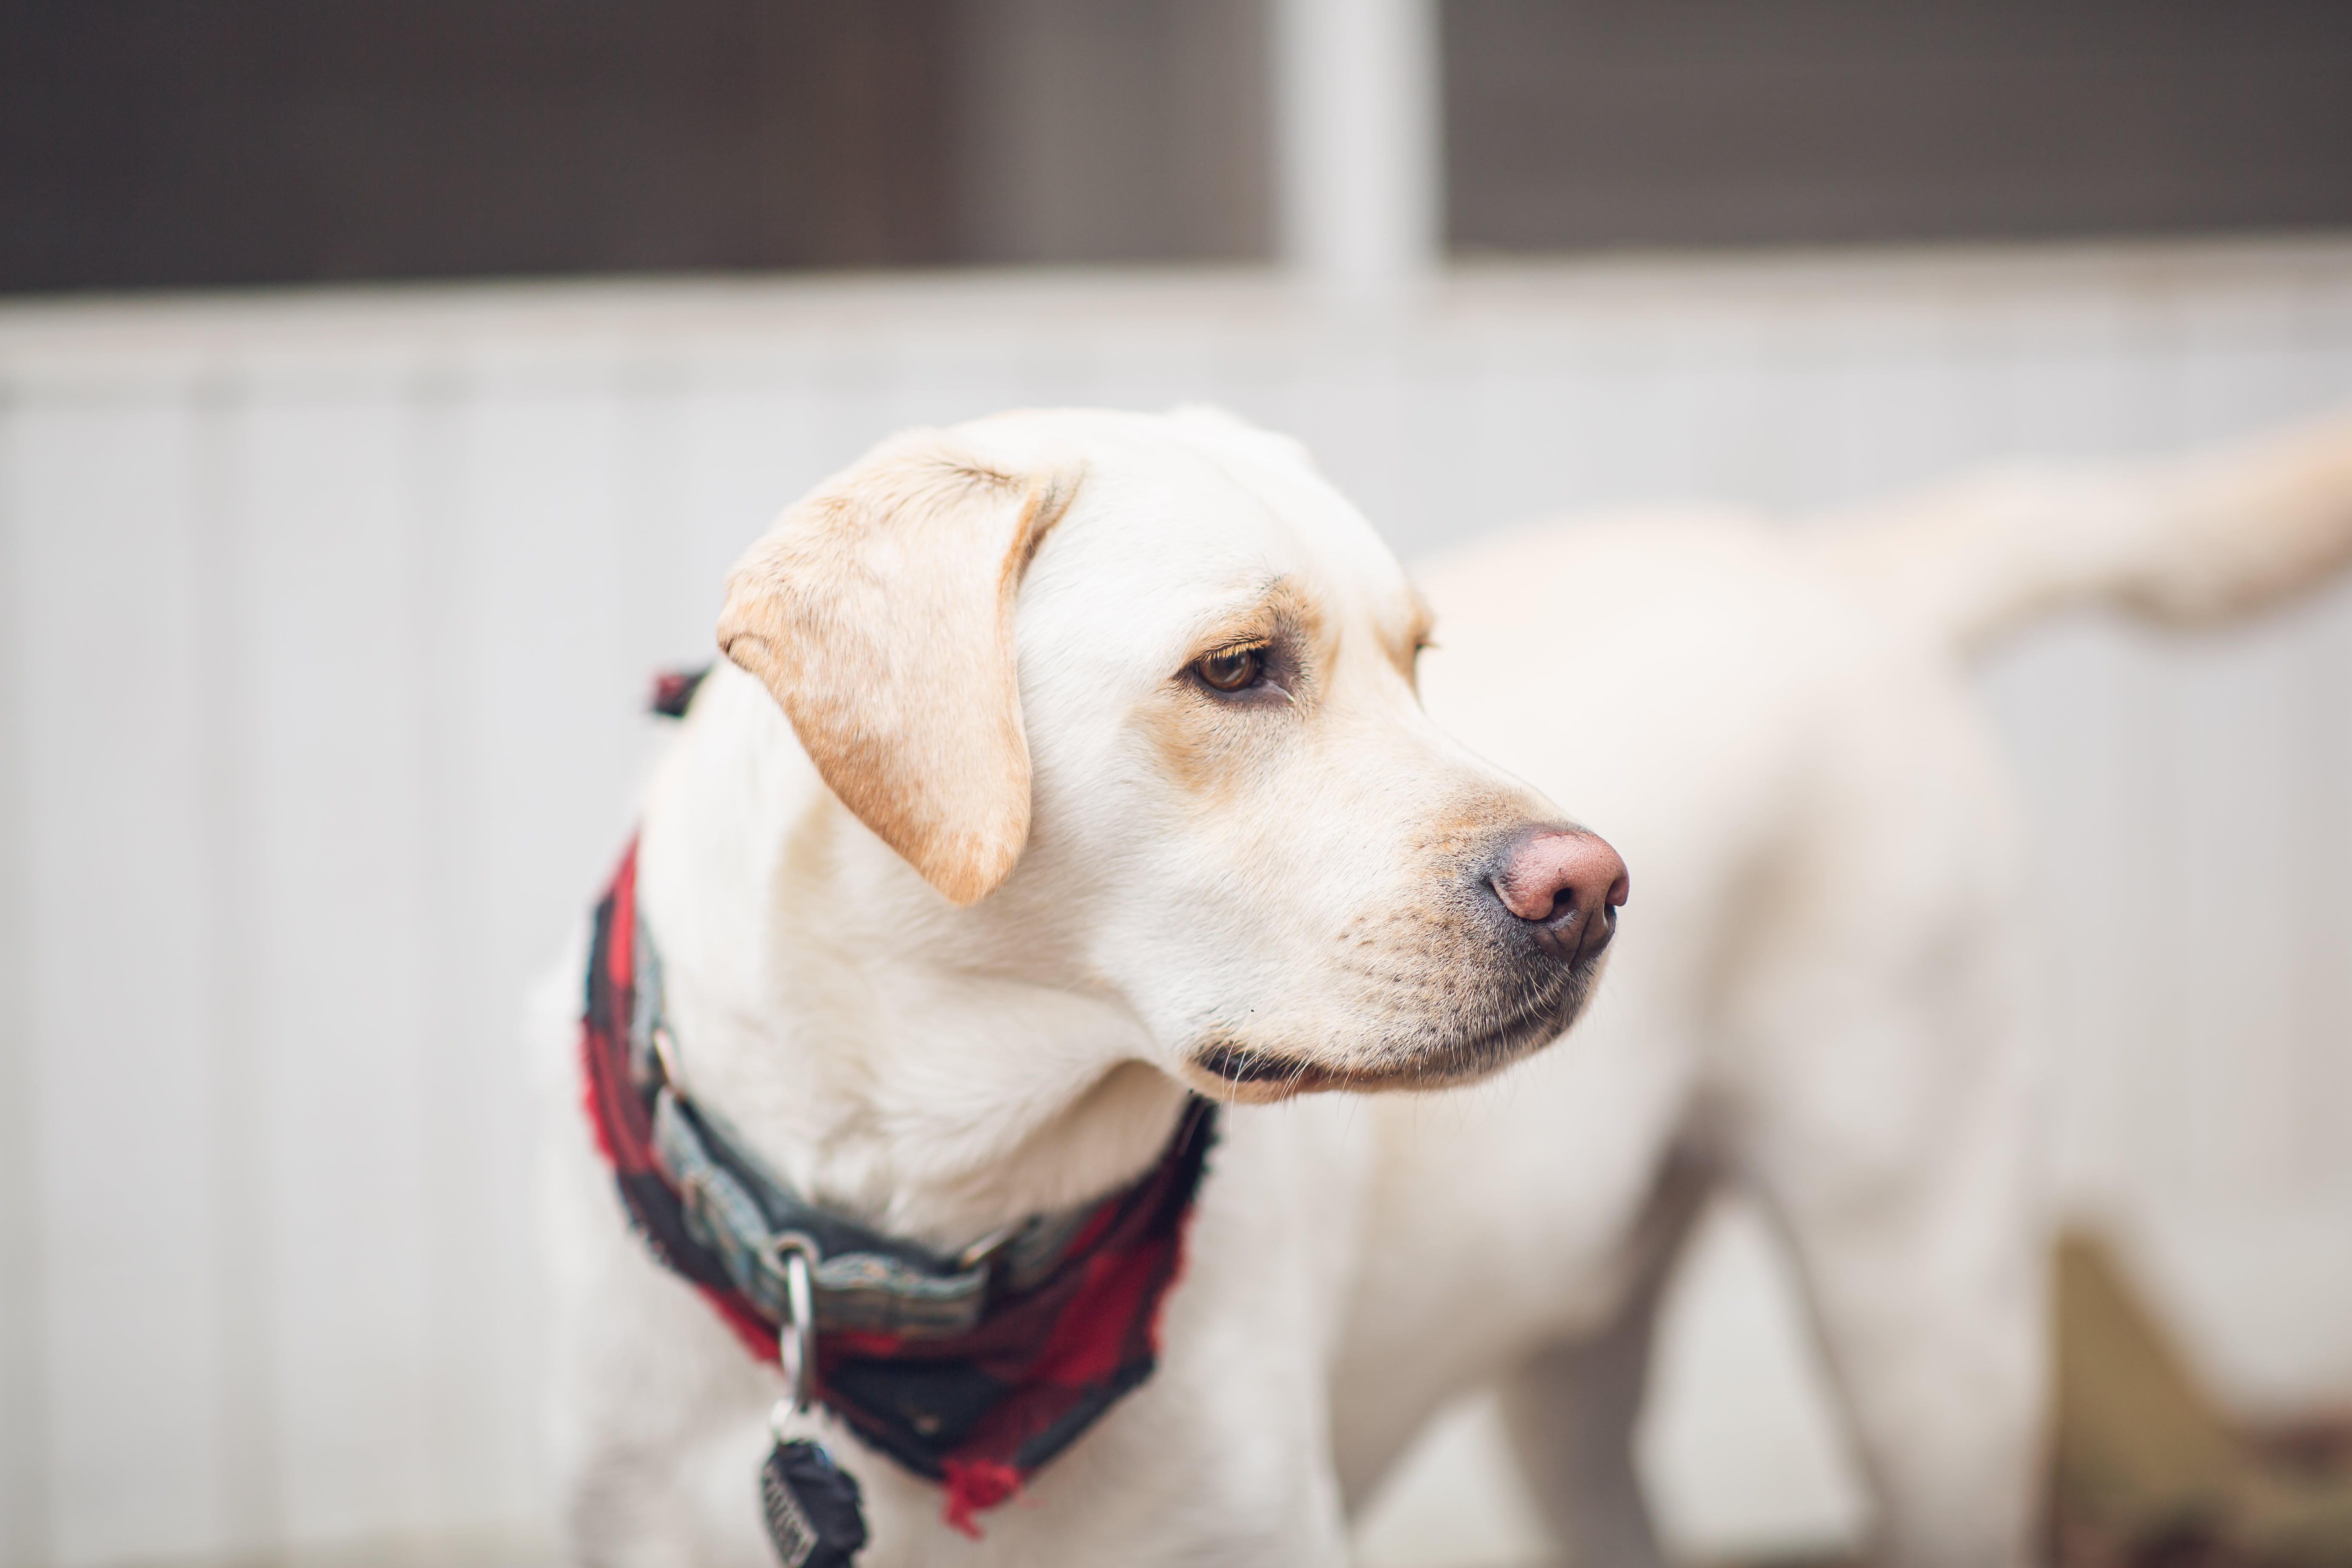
5 3 2352 1565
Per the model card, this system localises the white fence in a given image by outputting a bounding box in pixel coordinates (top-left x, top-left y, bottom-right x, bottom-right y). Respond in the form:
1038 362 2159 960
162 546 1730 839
6 239 2352 1568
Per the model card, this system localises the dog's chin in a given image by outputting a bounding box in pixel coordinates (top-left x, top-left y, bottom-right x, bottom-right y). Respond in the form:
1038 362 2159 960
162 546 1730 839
1179 955 1602 1104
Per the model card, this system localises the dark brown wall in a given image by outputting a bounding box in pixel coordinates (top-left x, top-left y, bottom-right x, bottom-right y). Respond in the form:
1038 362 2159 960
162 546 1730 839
2 0 961 291
0 0 1273 294
1444 0 2352 253
14 1 2351 294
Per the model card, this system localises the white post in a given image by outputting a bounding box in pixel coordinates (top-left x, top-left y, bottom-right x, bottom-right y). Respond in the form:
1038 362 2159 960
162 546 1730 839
1274 0 1444 304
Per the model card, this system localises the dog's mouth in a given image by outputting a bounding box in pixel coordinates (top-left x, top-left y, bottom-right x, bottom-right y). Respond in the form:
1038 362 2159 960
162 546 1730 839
1178 951 1603 1103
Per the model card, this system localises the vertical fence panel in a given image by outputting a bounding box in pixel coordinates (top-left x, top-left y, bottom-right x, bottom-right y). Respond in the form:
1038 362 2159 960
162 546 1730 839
13 388 235 1567
0 384 48 1568
230 371 450 1542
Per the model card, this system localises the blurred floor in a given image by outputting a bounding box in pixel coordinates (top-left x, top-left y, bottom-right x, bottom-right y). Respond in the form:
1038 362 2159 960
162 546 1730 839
187 1533 554 1568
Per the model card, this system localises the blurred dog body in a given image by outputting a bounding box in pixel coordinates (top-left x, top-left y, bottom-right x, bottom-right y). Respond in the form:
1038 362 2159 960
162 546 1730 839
1363 413 2352 1568
541 408 2352 1567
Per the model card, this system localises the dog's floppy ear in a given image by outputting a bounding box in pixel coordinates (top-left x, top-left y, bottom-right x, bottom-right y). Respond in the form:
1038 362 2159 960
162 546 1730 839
717 429 1080 906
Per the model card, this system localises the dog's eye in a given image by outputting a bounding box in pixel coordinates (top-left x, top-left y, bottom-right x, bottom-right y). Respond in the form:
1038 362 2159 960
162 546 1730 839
1195 645 1265 692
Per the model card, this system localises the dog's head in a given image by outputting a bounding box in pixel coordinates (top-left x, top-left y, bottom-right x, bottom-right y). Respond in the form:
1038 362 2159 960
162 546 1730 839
717 408 1624 1101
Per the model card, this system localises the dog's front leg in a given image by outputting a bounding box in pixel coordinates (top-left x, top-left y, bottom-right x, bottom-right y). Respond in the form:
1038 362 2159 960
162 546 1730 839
1733 1037 2045 1568
1718 858 2045 1564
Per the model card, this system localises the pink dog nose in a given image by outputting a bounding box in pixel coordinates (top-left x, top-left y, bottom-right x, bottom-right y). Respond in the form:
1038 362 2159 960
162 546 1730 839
1491 828 1629 965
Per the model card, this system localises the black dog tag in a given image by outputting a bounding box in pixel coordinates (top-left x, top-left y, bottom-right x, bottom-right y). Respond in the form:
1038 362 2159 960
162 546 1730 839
760 1438 868 1568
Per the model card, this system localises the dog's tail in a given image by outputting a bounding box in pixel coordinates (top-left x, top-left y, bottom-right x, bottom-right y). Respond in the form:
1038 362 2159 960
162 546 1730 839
1807 408 2352 657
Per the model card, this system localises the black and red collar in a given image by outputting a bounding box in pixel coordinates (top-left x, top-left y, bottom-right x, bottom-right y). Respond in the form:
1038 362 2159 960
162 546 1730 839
580 838 1217 1536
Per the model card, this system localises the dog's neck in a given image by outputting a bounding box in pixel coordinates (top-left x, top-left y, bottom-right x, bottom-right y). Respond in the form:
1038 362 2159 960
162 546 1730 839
630 662 1192 1256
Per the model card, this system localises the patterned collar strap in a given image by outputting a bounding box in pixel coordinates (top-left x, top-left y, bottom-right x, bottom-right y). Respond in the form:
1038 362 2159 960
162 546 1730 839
579 839 1218 1536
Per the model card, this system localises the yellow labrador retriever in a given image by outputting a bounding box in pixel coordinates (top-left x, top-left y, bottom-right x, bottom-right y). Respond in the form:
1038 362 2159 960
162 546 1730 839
542 405 2352 1567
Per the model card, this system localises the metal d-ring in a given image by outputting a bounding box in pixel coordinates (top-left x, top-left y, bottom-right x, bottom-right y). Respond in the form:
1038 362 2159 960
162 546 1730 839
772 1232 820 1415
956 1222 1019 1273
648 1024 686 1089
